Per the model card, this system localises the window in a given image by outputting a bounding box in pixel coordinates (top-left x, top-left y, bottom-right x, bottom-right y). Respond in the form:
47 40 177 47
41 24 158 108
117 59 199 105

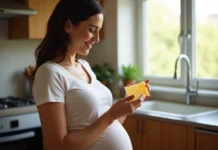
196 0 218 79
138 0 218 90
146 0 180 77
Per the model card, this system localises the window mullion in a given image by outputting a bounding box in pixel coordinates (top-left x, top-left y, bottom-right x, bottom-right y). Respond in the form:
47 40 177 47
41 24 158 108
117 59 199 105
181 0 188 53
180 0 189 86
135 0 145 72
187 0 199 90
187 0 196 80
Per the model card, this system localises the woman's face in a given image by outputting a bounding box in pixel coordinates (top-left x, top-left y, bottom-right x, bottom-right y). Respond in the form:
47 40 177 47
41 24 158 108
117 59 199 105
66 13 104 56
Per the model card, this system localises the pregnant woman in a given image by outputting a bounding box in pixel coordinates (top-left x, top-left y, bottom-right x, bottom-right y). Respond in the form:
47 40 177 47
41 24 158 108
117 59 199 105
31 0 150 149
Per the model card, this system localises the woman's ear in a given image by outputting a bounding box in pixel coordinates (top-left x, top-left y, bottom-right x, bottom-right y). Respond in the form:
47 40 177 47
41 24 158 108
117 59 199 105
64 19 72 34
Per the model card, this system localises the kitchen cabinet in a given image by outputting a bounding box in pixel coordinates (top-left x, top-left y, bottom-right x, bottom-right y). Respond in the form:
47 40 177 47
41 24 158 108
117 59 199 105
9 0 104 40
9 0 59 39
123 115 142 150
196 129 218 150
123 115 190 150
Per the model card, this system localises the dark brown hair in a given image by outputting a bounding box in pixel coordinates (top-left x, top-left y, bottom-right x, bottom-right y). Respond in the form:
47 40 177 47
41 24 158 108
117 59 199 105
31 0 103 81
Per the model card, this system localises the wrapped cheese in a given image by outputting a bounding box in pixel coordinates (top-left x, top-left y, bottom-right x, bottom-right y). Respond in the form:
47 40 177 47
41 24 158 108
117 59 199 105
124 81 150 101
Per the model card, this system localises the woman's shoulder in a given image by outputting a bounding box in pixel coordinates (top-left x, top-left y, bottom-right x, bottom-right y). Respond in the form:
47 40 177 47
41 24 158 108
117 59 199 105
36 61 60 77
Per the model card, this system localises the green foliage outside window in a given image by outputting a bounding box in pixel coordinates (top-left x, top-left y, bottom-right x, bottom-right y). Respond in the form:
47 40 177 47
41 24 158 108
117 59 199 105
148 0 218 78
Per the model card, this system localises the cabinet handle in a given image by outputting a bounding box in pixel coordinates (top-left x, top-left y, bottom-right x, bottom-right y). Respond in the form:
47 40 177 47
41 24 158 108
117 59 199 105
141 121 145 134
196 129 218 135
136 120 140 133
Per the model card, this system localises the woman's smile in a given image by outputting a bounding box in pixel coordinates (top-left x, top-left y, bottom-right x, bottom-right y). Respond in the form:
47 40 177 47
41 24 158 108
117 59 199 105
85 42 92 50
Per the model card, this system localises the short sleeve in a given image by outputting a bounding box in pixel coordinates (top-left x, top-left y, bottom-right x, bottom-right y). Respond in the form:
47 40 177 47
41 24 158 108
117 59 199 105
32 63 65 106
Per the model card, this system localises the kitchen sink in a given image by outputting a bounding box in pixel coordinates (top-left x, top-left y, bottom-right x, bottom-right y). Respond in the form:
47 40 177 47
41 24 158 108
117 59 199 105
136 100 218 119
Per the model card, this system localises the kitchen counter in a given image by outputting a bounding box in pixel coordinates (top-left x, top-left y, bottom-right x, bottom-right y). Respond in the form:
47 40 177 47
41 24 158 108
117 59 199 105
0 105 38 117
2 99 217 131
113 98 218 131
134 109 218 131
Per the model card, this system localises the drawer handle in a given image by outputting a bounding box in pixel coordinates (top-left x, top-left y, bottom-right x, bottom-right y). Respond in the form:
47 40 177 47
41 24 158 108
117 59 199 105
141 121 145 134
136 120 140 133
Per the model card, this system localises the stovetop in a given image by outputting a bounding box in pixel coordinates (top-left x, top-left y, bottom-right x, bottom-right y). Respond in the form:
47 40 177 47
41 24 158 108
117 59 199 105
0 96 35 110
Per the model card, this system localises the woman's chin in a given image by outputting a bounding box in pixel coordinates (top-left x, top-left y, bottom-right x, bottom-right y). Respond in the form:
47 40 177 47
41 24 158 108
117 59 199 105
82 49 90 55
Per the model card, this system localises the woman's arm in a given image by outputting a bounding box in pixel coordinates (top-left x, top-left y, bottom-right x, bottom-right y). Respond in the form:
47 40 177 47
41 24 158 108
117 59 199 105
37 95 142 150
117 116 126 124
38 102 113 150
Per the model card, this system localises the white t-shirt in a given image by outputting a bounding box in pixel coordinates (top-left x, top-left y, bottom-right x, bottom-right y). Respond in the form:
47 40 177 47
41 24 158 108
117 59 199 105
32 59 132 150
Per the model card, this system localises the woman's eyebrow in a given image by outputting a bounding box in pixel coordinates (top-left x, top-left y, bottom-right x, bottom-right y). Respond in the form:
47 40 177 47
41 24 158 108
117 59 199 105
88 24 99 29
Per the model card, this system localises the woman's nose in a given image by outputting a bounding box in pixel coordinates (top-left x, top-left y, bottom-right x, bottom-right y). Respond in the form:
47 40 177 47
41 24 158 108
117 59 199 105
94 32 100 43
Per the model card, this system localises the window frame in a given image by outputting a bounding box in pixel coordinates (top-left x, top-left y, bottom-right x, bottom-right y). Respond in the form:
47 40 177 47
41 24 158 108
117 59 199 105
137 0 218 90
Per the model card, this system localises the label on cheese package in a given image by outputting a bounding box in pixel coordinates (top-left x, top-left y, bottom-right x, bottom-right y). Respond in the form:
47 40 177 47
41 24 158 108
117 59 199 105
124 81 150 101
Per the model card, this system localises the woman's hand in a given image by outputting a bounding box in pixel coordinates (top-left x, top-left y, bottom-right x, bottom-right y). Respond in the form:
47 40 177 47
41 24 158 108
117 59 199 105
125 79 151 101
107 94 145 121
144 79 151 101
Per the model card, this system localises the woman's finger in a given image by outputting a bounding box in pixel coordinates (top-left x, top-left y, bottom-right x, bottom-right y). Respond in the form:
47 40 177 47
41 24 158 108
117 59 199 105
145 80 149 84
131 94 144 107
145 80 150 88
120 95 135 103
145 80 151 92
147 84 151 92
144 95 150 101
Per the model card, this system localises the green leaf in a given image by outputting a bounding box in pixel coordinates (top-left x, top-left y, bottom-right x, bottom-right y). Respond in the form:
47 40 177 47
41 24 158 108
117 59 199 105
91 63 114 82
119 64 143 82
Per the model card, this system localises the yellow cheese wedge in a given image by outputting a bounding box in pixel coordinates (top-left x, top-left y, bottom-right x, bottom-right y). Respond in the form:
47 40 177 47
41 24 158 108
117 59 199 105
124 81 150 101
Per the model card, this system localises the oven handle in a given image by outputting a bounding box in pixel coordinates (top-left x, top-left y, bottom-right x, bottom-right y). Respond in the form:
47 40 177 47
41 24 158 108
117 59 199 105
0 131 35 143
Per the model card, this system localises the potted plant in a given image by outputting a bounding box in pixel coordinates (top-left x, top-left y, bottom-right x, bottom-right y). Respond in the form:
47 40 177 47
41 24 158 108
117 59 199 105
119 64 143 86
91 63 114 86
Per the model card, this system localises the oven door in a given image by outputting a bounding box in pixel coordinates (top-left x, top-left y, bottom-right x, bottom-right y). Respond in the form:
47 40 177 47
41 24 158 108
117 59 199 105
0 127 43 150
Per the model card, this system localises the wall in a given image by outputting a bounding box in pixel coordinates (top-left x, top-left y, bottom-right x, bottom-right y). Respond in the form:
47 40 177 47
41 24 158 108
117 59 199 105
0 20 41 98
117 0 136 70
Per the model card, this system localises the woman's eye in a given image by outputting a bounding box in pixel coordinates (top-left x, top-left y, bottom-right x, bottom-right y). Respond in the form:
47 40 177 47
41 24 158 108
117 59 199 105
89 29 95 33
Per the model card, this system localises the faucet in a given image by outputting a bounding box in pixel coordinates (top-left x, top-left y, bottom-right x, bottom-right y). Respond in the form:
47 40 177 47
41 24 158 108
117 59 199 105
174 54 199 105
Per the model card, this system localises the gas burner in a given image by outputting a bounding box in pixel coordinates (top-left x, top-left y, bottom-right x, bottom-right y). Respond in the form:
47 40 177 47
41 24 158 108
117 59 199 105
0 96 35 109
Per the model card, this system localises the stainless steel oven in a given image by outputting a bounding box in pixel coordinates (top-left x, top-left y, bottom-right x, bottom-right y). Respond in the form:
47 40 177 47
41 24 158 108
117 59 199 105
0 127 43 150
0 97 43 150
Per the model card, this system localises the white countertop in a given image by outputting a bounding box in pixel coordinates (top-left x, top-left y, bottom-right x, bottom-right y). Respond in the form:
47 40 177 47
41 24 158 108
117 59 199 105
0 105 38 117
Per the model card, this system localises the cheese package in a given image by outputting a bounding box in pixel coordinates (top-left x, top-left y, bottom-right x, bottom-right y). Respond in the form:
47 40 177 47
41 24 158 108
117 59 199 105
124 81 150 101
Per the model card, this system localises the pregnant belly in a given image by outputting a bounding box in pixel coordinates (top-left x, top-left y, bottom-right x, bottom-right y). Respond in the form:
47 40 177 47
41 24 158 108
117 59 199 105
88 120 132 150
